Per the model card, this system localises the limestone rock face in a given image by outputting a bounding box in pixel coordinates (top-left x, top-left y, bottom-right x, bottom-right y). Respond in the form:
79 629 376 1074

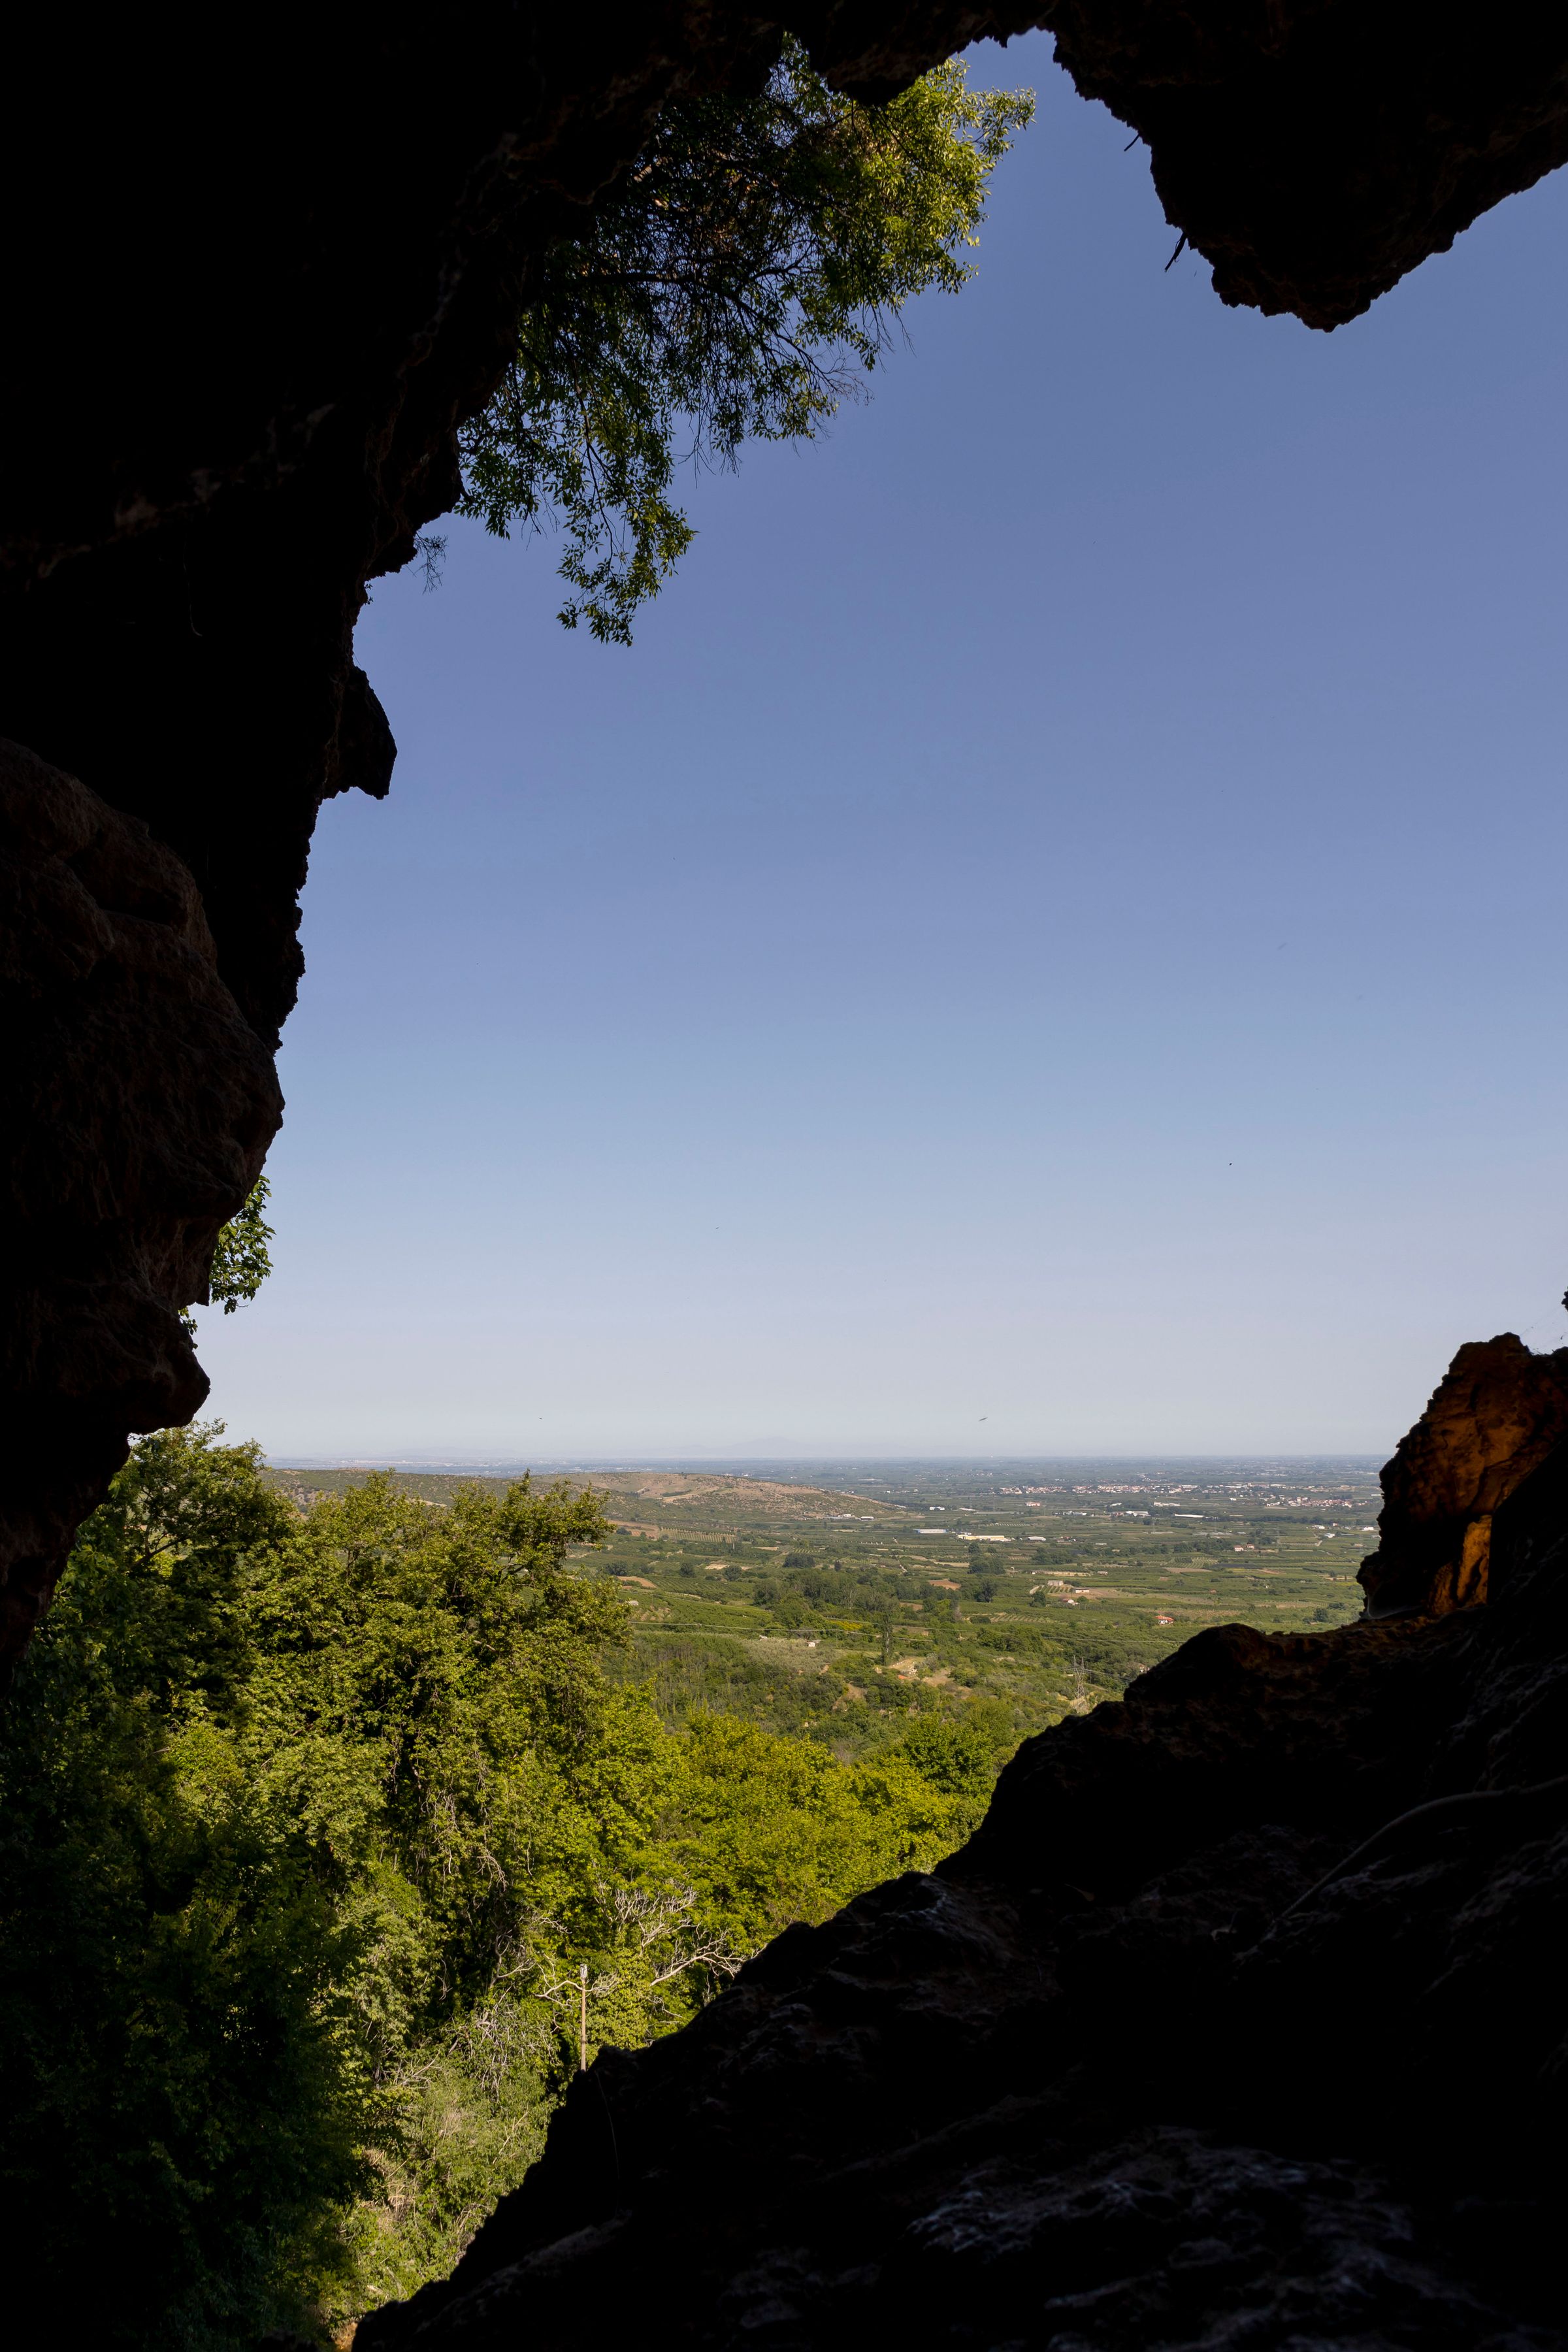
1358 1334 1568 1618
359 1380 1568 2351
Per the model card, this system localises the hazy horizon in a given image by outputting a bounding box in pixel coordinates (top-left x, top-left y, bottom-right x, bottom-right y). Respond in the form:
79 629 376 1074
195 27 1568 1464
265 1449 1384 1474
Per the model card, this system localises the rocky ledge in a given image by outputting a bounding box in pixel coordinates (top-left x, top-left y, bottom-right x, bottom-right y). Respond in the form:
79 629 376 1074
361 1335 1568 2351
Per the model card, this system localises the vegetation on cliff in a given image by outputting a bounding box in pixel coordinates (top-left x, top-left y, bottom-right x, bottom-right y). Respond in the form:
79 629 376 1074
0 1431 992 2346
181 1175 273 1333
456 39 1032 639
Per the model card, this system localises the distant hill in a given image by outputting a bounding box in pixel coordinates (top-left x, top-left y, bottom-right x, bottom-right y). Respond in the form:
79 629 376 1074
260 1458 1373 1757
261 1464 911 1537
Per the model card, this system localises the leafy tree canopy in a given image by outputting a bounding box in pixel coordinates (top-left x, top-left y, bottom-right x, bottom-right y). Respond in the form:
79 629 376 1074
457 40 1033 640
0 1431 985 2345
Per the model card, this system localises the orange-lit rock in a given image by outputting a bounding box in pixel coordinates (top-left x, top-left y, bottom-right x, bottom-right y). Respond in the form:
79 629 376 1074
1358 1334 1568 1618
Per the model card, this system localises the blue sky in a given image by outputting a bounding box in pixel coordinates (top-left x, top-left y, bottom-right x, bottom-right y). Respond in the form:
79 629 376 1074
198 29 1568 1461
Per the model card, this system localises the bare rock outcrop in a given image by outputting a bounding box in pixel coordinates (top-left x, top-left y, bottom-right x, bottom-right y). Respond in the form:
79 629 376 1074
1359 1333 1568 1618
359 1358 1568 2349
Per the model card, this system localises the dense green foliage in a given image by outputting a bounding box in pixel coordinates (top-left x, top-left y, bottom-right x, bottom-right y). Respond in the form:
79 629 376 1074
0 1438 356 2347
0 1433 986 2346
458 41 1032 639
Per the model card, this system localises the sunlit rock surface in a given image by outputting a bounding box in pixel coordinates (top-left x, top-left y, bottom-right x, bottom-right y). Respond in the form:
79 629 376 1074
1358 1333 1568 1618
361 1356 1568 2349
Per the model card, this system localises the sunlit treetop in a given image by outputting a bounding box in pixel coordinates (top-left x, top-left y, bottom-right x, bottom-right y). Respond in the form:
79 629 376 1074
453 41 1034 642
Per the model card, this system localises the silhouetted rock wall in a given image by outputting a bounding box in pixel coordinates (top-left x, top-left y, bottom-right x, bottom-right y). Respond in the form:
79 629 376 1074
1045 1 1568 327
1359 1334 1568 1618
359 1352 1568 2350
0 739 281 1664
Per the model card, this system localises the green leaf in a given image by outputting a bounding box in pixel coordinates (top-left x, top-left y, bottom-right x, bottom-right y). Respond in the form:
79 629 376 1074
458 41 1032 640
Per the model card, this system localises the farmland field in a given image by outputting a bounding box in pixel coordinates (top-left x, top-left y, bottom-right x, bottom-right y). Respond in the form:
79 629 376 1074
267 1456 1384 1755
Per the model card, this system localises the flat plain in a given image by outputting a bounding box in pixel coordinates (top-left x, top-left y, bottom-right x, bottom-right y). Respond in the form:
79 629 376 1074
266 1457 1384 1753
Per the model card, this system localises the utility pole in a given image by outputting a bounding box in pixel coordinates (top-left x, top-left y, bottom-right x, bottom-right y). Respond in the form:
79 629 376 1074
578 1963 589 2073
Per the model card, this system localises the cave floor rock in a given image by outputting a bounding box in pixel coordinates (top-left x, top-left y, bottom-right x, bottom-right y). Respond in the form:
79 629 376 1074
361 1365 1568 2351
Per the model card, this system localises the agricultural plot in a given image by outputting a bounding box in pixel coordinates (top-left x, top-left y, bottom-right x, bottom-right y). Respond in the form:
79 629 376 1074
269 1456 1382 1758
